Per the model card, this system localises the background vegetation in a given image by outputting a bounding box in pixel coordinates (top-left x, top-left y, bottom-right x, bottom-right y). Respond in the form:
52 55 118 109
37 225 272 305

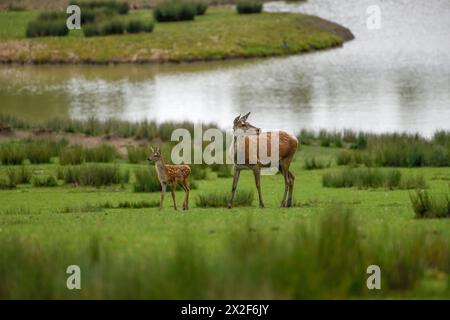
1 116 450 298
0 7 351 63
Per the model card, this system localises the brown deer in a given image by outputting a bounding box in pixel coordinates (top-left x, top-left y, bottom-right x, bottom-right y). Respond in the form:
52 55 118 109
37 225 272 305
147 147 191 210
227 112 298 209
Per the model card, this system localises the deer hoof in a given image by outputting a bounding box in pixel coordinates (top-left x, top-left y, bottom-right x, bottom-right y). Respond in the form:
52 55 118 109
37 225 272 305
227 203 232 209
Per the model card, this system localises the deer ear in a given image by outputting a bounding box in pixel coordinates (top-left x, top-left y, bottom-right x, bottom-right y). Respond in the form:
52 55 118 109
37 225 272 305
150 146 154 153
233 114 241 125
241 112 251 121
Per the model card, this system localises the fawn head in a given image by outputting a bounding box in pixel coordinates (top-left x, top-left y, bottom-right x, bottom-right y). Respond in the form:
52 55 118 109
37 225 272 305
147 147 162 162
233 112 260 135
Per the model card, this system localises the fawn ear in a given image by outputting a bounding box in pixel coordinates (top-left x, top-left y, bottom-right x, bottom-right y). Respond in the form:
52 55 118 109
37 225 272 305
233 114 241 125
150 146 154 153
241 112 251 121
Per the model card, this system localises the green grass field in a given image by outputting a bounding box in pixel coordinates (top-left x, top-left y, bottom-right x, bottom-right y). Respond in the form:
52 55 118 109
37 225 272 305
1 143 450 299
0 7 351 63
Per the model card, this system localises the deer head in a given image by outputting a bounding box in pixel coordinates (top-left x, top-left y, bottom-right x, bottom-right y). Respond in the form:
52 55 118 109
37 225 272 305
232 112 260 135
147 146 162 162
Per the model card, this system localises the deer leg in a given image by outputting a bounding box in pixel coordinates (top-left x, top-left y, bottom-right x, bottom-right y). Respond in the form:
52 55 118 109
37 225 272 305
287 170 295 207
171 182 177 210
280 163 289 208
252 165 264 208
160 182 166 210
227 166 241 209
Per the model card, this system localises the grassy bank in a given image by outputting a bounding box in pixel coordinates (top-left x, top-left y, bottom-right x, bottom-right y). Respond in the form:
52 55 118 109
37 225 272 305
1 139 450 298
0 7 353 64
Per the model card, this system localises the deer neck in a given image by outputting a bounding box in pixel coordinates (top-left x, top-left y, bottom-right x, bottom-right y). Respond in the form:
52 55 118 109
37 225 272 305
154 157 168 182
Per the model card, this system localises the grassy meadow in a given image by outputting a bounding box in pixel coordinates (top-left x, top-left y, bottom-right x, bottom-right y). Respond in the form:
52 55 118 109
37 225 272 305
1 119 450 299
0 6 352 63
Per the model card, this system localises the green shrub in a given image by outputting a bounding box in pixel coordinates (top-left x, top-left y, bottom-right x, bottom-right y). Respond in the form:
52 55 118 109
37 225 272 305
336 150 353 165
126 19 154 34
26 19 69 38
81 10 97 24
410 190 450 219
116 200 159 208
59 144 119 165
303 157 331 170
126 145 149 164
70 1 129 14
193 1 208 15
211 164 232 178
84 144 119 162
190 165 207 180
99 19 126 35
154 0 197 22
0 139 67 165
0 177 15 190
31 175 58 187
117 1 130 14
60 164 129 187
5 166 32 185
196 190 253 207
82 23 100 37
236 0 263 14
322 168 426 190
133 167 161 192
37 12 66 21
59 145 85 165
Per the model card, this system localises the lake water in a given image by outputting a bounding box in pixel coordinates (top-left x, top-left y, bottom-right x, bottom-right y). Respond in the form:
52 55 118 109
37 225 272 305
0 0 449 136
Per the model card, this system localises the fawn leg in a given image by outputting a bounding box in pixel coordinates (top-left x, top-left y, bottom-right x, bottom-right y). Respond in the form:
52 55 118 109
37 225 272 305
181 180 190 210
227 166 241 209
160 182 166 210
171 182 177 210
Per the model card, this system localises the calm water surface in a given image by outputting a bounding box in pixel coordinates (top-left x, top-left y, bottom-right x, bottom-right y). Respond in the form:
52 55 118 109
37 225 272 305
0 0 449 136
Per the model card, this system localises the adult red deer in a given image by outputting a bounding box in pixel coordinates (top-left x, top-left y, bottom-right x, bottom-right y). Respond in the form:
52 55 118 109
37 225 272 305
227 112 298 208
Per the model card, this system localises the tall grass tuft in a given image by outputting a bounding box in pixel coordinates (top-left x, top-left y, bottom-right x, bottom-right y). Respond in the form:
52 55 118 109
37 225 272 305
410 189 450 218
59 164 129 187
2 205 448 298
70 1 130 14
154 0 197 22
99 19 126 35
196 189 253 207
127 145 149 164
211 164 232 178
133 167 162 192
0 115 220 143
126 20 154 34
59 144 120 165
26 19 69 38
0 139 67 165
5 166 32 185
236 1 263 14
303 157 331 170
322 168 427 190
336 132 450 167
31 175 58 187
193 1 208 15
